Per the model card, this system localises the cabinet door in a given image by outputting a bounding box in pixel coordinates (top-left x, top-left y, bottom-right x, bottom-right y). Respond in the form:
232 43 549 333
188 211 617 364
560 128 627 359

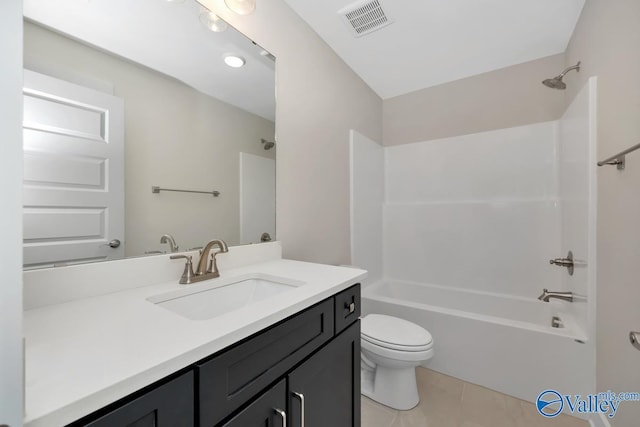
74 371 194 427
220 379 287 427
288 320 360 427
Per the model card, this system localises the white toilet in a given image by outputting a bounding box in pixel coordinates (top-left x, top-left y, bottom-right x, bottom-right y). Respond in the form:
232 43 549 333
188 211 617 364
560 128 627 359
360 314 434 410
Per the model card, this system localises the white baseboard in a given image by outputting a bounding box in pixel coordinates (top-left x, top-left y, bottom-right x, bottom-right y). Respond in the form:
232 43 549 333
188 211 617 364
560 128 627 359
589 412 612 427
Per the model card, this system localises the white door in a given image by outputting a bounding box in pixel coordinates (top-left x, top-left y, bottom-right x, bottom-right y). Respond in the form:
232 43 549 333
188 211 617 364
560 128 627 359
22 69 125 268
1 2 25 425
239 152 275 244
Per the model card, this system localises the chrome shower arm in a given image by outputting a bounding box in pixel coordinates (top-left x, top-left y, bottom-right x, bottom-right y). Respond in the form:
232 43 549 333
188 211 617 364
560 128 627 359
558 61 581 78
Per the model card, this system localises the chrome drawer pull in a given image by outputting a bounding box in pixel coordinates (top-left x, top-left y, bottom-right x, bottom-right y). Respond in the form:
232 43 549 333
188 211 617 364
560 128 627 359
274 408 287 427
345 301 355 313
292 392 305 427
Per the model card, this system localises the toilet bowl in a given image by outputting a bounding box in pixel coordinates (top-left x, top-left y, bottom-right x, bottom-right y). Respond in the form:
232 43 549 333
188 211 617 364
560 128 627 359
361 314 434 410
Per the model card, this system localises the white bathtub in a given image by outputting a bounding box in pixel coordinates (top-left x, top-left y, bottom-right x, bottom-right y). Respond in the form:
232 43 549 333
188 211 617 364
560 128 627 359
362 280 592 406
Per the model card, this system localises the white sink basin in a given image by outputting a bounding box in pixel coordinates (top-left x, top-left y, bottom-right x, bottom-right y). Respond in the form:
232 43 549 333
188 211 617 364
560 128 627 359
148 275 303 320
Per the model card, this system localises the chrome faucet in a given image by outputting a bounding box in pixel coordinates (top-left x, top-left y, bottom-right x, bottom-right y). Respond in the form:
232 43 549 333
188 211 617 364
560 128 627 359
538 288 574 303
160 234 179 253
170 239 228 284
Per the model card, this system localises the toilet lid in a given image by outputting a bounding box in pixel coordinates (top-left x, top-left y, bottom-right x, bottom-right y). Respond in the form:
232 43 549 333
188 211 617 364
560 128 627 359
361 314 433 351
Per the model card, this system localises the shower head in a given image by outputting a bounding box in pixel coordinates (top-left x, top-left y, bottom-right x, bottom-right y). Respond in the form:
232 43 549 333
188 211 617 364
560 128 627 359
542 61 581 90
542 76 567 90
261 138 275 150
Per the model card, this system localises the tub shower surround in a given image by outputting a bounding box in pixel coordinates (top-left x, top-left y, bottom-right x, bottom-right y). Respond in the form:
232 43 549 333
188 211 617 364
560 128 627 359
351 78 597 415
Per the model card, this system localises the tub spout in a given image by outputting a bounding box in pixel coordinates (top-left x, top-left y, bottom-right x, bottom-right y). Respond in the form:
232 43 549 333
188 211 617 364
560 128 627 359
538 288 574 303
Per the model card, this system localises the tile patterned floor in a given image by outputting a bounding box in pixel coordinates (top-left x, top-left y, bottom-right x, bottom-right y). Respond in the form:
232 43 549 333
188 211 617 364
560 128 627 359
362 368 589 427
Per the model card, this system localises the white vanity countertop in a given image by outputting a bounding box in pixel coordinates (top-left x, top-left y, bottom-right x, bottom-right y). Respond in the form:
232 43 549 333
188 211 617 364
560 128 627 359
23 259 366 427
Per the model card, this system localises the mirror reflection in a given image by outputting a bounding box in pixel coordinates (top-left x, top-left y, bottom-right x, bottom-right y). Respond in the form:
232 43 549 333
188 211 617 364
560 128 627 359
22 0 276 269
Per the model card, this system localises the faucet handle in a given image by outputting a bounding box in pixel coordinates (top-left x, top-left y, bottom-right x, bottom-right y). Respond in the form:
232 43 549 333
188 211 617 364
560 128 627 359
170 255 196 285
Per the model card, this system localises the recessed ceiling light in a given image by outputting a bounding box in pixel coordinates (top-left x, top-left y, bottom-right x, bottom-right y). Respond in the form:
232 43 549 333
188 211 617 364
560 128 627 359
224 0 256 15
199 11 229 32
224 54 246 68
165 0 186 3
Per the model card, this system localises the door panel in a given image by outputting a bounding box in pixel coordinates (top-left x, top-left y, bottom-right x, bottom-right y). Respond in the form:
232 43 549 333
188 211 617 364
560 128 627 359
0 2 24 425
288 321 361 427
22 69 124 268
239 152 275 244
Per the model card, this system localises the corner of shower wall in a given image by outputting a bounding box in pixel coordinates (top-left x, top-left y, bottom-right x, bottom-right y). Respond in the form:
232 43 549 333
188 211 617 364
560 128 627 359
349 129 384 286
558 75 598 396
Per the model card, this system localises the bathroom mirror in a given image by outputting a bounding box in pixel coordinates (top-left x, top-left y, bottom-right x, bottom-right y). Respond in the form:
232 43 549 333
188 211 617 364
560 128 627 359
22 0 276 269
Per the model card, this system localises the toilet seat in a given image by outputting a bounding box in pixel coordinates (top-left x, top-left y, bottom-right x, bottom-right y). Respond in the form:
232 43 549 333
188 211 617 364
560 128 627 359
361 314 433 352
361 337 434 363
362 334 433 352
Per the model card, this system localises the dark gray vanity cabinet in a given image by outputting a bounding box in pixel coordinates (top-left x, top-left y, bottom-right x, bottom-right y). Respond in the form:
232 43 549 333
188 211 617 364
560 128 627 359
197 299 336 426
67 284 361 427
73 371 194 427
220 320 361 427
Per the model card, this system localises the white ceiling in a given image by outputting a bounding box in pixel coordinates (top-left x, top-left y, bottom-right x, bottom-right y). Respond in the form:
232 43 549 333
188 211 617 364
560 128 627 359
282 0 585 99
23 0 276 121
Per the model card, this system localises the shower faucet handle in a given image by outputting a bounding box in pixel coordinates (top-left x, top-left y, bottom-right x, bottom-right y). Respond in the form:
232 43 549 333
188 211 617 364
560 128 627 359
549 251 574 276
549 258 573 266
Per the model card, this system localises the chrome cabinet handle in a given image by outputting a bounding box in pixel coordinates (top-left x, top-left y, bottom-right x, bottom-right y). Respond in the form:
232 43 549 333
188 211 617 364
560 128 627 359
274 408 287 427
630 331 640 351
292 392 305 427
107 239 121 248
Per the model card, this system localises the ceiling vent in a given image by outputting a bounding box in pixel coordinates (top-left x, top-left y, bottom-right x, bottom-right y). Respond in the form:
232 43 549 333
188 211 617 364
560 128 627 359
338 0 393 38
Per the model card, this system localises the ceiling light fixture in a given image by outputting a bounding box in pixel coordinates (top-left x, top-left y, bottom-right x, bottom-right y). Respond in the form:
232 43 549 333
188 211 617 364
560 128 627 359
224 0 256 15
199 11 229 32
224 54 246 68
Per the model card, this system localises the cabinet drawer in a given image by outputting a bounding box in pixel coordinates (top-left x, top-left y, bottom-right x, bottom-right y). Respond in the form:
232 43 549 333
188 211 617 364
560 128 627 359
74 371 194 427
334 284 360 334
219 379 286 427
197 299 334 426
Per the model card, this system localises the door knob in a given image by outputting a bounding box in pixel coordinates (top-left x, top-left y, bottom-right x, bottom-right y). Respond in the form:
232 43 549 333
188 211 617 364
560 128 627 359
630 331 640 351
107 239 121 248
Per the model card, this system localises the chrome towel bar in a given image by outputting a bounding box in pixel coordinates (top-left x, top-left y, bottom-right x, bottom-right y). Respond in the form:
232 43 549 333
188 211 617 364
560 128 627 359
597 142 640 170
151 186 220 197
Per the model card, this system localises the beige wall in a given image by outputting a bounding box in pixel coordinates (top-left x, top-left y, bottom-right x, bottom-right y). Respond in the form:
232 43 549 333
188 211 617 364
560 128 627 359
24 22 276 256
198 0 383 265
383 54 566 145
565 1 640 425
